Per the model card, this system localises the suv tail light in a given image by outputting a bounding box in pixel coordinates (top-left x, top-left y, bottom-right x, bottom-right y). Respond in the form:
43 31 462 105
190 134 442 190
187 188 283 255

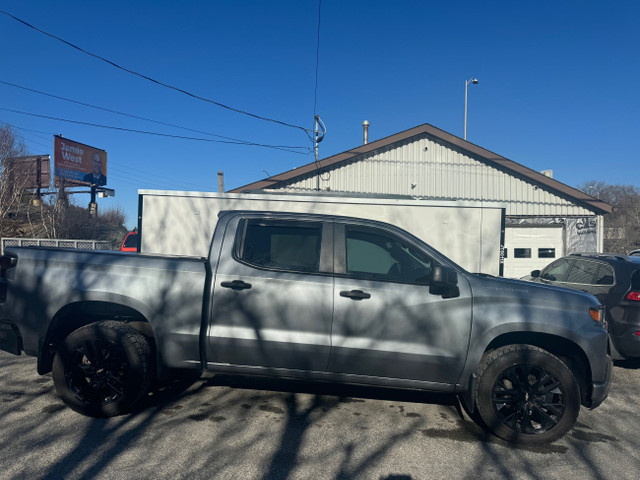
626 291 640 302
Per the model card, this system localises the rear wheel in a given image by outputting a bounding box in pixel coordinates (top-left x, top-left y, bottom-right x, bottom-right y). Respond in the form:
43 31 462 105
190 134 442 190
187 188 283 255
52 321 153 417
474 344 580 444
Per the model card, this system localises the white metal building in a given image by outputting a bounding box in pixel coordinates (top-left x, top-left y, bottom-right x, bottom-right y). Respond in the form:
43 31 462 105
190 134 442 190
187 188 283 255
232 123 612 277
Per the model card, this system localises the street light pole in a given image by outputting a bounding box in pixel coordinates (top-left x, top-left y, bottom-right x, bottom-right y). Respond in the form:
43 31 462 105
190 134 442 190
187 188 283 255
464 77 479 140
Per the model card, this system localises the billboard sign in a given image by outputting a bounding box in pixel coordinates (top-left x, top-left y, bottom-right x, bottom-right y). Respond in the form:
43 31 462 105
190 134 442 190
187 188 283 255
6 155 51 190
53 136 107 186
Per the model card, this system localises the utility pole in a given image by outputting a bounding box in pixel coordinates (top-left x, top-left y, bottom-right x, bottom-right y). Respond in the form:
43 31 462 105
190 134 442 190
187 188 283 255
314 115 326 191
33 156 42 206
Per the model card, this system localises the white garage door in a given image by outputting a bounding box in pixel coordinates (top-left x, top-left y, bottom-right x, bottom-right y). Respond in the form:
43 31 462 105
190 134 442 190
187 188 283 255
503 227 564 278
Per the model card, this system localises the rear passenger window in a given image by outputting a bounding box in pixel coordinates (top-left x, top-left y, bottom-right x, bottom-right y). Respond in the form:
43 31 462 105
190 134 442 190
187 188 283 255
238 220 322 273
566 260 600 284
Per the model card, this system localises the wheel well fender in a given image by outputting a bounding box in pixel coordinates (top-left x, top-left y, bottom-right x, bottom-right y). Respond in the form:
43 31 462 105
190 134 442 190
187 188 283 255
38 301 159 376
460 332 593 408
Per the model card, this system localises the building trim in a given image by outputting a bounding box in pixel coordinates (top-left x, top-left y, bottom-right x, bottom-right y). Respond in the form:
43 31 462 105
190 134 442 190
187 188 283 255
231 123 612 215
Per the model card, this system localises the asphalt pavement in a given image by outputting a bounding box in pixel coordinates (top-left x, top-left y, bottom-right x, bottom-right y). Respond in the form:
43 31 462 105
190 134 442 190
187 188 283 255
1 350 639 480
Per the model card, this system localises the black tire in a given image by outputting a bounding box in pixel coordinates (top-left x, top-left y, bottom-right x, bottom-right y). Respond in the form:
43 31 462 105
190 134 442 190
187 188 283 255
474 345 580 444
52 321 154 417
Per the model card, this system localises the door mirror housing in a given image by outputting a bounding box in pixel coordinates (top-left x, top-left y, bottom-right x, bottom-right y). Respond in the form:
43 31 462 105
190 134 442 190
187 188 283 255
430 265 459 298
530 269 541 278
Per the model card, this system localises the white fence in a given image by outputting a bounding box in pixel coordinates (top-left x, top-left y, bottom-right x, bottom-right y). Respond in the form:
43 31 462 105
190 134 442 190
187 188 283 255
1 238 112 254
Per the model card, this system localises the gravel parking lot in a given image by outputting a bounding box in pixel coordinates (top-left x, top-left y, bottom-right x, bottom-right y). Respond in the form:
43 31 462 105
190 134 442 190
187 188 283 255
1 350 639 480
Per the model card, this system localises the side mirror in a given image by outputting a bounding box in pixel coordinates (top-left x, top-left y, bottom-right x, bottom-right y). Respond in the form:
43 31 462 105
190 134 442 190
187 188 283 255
530 270 541 278
430 265 459 298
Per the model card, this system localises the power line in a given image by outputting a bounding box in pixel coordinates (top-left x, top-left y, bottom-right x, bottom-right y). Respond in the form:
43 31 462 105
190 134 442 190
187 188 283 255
108 169 213 191
0 9 311 135
109 163 214 190
1 107 311 154
22 136 50 150
6 123 52 141
23 138 51 150
0 79 308 150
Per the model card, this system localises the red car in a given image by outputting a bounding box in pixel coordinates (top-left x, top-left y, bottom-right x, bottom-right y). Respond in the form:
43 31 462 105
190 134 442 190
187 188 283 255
119 231 138 252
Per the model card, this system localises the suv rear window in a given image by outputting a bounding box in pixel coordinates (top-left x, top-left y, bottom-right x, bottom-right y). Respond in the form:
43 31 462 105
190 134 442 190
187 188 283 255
123 233 138 249
595 264 615 285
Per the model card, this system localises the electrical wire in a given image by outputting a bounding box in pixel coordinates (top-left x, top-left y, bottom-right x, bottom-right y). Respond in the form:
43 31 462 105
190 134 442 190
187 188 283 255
4 122 224 191
0 9 312 134
4 123 53 139
0 80 305 149
108 169 212 191
109 163 214 190
1 107 311 154
22 137 50 151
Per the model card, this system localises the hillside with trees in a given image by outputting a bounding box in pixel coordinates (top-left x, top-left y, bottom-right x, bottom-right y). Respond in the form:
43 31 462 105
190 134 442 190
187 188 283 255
1 124 128 249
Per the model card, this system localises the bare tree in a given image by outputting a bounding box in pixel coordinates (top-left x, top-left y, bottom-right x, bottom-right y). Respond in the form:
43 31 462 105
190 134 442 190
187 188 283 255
0 125 29 236
579 181 640 253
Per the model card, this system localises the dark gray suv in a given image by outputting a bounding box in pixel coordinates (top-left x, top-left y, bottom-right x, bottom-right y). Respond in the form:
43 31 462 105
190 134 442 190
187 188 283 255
530 253 640 359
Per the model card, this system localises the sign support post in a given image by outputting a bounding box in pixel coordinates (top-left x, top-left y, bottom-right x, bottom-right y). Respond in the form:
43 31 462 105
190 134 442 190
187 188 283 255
89 185 97 215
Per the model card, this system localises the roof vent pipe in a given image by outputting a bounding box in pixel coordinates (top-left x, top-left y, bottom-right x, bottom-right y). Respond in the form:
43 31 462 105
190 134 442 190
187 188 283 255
362 120 370 144
217 171 225 192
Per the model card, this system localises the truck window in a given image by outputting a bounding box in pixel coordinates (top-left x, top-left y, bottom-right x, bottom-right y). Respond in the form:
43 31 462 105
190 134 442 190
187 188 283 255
345 226 431 285
239 220 322 273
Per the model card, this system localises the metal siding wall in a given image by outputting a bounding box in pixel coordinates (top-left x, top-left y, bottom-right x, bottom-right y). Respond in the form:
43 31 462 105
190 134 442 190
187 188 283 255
277 137 593 216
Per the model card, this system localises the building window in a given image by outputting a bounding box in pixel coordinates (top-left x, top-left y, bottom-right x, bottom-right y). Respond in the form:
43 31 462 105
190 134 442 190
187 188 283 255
538 248 556 258
514 248 531 258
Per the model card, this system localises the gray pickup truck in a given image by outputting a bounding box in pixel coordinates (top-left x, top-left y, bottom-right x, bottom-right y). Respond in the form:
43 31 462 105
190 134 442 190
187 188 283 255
0 211 612 444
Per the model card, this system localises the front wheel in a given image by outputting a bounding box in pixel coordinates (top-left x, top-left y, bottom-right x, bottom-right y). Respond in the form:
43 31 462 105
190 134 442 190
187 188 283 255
52 321 154 417
474 345 580 444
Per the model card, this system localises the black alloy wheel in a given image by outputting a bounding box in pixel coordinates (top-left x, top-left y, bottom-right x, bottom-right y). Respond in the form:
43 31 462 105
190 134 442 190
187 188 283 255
490 363 566 435
52 321 153 417
475 344 580 444
65 338 129 407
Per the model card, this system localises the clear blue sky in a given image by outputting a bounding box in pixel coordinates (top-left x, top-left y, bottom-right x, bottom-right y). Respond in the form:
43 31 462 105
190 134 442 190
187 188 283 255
1 1 638 229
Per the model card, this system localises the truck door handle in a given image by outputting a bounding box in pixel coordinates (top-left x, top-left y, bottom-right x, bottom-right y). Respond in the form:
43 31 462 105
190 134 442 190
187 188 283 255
340 290 371 300
221 280 252 290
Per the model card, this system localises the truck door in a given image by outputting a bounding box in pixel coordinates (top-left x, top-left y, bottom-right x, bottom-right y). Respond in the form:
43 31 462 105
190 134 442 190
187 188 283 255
207 216 333 372
329 222 472 385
